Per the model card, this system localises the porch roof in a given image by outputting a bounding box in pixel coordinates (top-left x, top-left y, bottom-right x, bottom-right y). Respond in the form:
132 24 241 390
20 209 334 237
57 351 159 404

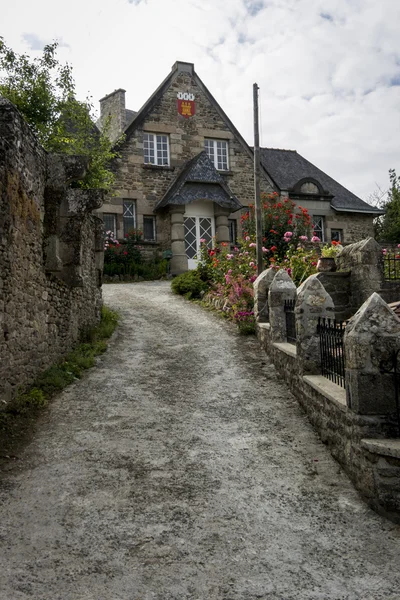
155 151 242 210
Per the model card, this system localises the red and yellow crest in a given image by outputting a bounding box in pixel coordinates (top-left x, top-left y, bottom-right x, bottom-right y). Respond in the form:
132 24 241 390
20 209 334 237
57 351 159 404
177 92 196 118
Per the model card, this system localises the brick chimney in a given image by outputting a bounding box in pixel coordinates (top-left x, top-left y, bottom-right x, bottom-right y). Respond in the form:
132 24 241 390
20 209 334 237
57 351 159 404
99 88 126 143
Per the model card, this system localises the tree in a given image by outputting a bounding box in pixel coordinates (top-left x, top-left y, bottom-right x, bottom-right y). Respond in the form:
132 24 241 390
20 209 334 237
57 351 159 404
376 169 400 242
0 38 117 190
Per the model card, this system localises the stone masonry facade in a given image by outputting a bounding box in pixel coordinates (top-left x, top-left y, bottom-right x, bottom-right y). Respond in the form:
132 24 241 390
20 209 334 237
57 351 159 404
98 63 273 251
0 99 104 404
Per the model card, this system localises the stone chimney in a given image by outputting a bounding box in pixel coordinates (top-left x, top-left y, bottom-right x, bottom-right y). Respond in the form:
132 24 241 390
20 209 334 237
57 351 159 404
99 88 126 143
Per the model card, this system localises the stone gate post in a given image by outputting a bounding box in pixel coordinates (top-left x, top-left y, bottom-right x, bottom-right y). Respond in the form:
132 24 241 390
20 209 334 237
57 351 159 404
344 292 400 414
295 275 335 374
253 267 276 323
268 270 296 342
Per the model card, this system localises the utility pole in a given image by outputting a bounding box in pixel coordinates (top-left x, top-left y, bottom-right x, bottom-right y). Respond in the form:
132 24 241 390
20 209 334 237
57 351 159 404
253 83 263 275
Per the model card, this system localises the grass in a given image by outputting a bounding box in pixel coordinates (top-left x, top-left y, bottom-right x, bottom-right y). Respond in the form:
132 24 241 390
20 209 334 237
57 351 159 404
0 306 119 453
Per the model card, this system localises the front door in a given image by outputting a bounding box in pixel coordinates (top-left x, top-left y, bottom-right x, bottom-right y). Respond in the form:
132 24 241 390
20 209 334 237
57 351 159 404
184 216 214 270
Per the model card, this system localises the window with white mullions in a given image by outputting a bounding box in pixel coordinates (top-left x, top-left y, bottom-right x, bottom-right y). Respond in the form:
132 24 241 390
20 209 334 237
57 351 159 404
204 139 229 170
143 133 169 166
312 215 325 241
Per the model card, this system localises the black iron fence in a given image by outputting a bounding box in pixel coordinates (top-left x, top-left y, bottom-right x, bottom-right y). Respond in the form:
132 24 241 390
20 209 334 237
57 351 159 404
317 318 346 388
284 299 296 344
383 254 400 281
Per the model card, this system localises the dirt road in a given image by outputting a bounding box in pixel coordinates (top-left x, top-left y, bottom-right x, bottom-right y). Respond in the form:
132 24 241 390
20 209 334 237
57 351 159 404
0 281 399 599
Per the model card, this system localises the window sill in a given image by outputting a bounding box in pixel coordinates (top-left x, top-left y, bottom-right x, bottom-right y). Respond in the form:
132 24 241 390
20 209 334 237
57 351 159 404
219 170 234 176
142 164 175 171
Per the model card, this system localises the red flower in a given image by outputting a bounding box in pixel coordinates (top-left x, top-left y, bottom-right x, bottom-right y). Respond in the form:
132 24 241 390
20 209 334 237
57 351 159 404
210 251 215 256
271 246 277 252
123 251 128 256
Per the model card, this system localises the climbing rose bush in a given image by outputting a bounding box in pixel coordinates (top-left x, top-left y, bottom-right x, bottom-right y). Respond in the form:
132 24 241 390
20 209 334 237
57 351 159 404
196 194 322 331
241 192 313 262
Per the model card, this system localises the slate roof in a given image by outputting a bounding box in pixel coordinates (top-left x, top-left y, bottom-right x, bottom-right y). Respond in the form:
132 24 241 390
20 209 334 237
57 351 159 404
156 151 242 210
125 109 137 128
260 148 384 214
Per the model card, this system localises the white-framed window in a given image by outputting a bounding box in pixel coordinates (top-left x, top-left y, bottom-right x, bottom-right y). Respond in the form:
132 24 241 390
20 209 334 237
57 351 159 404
143 133 169 166
123 200 136 236
103 213 117 238
312 215 325 241
143 216 156 241
204 139 229 170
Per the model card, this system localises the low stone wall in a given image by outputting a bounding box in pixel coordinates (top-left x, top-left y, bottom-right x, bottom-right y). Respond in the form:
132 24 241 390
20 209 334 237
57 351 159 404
337 237 400 311
254 268 400 522
258 323 400 523
0 99 104 403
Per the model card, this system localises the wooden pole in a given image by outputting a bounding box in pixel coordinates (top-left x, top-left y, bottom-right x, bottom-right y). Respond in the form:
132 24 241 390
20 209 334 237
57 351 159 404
253 83 263 275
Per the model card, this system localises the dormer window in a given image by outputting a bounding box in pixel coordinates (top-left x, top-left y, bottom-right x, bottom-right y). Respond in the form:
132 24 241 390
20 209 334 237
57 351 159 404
143 133 170 166
300 181 319 194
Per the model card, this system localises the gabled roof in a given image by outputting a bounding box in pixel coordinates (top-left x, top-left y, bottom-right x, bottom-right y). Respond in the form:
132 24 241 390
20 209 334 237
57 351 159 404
120 61 276 189
260 148 384 215
155 151 242 210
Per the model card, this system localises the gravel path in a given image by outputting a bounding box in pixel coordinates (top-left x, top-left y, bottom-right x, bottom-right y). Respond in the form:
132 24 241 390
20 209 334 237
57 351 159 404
0 281 399 600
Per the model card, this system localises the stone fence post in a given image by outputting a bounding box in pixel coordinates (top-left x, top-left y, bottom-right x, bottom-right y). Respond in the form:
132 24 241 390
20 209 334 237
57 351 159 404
336 237 383 310
253 267 276 323
344 292 400 414
268 270 296 342
295 275 335 374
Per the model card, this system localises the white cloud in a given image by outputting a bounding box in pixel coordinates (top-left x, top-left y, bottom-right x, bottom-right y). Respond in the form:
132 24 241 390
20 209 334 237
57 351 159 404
1 0 399 200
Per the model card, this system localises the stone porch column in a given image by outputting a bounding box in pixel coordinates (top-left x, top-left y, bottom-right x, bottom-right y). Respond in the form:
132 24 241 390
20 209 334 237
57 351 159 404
169 205 187 275
214 205 230 244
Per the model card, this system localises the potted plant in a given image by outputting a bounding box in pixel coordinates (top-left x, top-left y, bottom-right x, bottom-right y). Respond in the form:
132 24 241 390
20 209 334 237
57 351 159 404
317 241 342 272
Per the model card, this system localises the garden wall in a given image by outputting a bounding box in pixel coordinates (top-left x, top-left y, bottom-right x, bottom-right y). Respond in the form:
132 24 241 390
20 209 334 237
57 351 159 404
0 99 104 404
255 269 400 523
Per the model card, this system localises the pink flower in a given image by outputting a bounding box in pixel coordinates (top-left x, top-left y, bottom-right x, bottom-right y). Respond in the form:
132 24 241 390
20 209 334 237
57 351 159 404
249 242 256 248
245 236 250 241
311 236 320 243
262 247 269 253
200 238 206 243
299 235 308 241
284 231 293 237
249 261 255 266
228 269 232 274
244 251 249 256
382 249 387 255
227 254 234 259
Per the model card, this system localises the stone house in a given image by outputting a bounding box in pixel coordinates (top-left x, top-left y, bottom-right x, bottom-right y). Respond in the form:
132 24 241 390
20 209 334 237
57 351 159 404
97 61 383 274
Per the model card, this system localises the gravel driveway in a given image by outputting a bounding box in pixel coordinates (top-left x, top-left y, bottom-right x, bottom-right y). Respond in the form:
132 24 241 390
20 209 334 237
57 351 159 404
0 281 399 600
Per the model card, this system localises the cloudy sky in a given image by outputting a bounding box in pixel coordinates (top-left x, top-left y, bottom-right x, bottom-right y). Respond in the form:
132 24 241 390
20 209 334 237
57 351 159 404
2 0 399 202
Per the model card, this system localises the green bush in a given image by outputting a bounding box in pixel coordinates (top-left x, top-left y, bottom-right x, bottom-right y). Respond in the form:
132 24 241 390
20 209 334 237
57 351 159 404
171 271 209 299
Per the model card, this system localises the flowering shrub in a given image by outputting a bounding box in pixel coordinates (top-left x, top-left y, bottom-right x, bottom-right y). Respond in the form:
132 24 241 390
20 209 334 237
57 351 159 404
241 192 313 262
193 194 326 331
234 311 256 335
103 228 168 280
321 240 342 258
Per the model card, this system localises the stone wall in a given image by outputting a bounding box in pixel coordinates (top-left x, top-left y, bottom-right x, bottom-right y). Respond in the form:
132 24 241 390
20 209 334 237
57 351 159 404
337 237 400 310
99 65 273 247
0 99 104 404
255 270 400 523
